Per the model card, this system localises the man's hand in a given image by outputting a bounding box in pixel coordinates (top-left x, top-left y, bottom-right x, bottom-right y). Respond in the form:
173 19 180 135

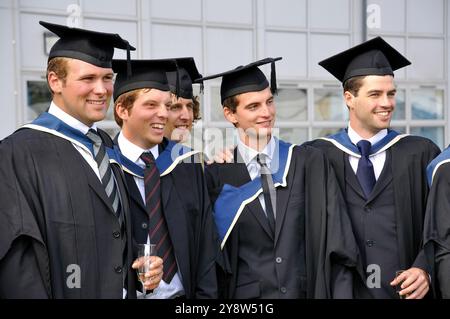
207 146 235 164
390 267 429 299
132 256 164 291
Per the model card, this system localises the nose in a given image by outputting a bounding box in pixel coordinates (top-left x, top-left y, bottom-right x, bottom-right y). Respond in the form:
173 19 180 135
380 93 393 108
260 103 272 117
93 80 108 95
158 104 169 120
179 105 190 120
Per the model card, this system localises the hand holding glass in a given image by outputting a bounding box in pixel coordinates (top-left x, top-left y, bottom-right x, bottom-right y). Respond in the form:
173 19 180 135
136 244 156 298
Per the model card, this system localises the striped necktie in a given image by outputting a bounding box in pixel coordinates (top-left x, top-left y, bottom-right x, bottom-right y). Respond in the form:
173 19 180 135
257 154 276 235
140 152 178 283
86 129 122 224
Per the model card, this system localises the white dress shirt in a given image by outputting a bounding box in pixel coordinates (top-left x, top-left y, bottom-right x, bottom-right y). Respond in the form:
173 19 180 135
117 131 184 299
48 102 102 180
237 136 276 214
347 125 387 180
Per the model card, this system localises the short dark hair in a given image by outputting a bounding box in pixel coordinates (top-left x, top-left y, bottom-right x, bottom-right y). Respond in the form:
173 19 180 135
343 75 366 96
222 94 240 113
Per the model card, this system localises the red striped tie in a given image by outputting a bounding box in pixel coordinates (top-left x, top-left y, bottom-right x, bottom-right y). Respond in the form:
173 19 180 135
140 152 178 283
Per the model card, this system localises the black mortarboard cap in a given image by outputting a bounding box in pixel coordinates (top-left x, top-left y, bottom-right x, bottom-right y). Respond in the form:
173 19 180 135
39 21 135 68
112 59 178 101
318 36 411 84
197 57 282 104
166 57 202 99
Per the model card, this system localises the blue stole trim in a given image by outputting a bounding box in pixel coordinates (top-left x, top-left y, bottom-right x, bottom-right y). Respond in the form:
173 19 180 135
21 112 123 164
214 138 295 249
319 128 408 157
119 140 200 178
427 146 450 186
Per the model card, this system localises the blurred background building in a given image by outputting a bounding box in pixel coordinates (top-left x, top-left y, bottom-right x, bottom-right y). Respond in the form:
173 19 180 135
0 0 448 153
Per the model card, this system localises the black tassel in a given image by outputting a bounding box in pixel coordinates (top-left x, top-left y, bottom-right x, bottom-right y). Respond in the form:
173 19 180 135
175 61 180 98
126 42 132 79
199 82 204 94
270 60 277 95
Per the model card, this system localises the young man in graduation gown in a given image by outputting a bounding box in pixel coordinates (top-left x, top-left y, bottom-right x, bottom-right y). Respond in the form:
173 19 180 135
308 37 440 299
164 57 202 146
423 148 450 298
199 57 360 299
0 22 163 298
112 58 218 299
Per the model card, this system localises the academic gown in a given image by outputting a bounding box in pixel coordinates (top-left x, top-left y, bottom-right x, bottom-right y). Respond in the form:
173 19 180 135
423 150 450 298
0 128 137 298
116 137 219 299
308 135 440 298
205 143 360 299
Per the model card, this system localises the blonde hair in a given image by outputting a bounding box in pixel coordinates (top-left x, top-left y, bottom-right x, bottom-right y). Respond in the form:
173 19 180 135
46 57 70 95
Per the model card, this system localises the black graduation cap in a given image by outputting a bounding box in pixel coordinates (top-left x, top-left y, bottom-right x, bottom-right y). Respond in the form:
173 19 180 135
39 21 135 68
318 36 411 84
197 57 282 104
112 59 178 101
166 57 202 100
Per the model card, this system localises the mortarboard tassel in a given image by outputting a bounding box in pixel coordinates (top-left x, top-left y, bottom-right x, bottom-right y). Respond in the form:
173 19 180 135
126 42 132 79
174 60 180 98
270 60 277 95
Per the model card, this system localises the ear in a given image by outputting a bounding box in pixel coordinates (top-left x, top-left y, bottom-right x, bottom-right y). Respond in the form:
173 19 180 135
344 91 355 110
223 106 238 126
115 102 129 123
47 71 63 94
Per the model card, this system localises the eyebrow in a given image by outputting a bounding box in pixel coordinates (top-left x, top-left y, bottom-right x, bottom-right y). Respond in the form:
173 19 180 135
366 88 397 94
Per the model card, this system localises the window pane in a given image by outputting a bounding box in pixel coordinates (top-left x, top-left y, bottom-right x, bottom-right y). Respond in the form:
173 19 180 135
314 88 348 121
26 81 52 121
393 89 405 120
410 126 444 150
411 89 444 120
312 127 342 139
279 128 308 144
210 86 224 122
276 88 307 122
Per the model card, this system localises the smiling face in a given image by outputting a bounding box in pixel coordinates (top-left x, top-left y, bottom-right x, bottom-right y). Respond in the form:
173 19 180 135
116 88 172 149
346 75 396 139
48 58 114 126
223 87 275 148
164 96 194 142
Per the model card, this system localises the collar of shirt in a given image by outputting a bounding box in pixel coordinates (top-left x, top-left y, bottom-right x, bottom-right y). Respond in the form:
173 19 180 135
48 101 97 135
347 124 388 149
237 136 276 180
117 131 159 169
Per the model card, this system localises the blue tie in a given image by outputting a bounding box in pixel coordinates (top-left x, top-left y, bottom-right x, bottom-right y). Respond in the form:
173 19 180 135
356 140 376 198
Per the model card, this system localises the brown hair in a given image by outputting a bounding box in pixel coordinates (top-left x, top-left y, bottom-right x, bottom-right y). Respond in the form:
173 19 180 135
222 94 240 113
343 75 366 97
192 96 201 121
114 88 151 127
46 57 69 95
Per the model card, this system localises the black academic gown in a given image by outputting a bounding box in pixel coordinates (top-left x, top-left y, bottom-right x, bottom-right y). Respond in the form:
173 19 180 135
116 137 219 299
423 161 450 299
0 128 137 299
308 135 440 298
206 144 360 299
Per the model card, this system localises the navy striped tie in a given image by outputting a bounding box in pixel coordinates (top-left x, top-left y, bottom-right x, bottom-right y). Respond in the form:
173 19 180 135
86 129 122 224
140 152 177 283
